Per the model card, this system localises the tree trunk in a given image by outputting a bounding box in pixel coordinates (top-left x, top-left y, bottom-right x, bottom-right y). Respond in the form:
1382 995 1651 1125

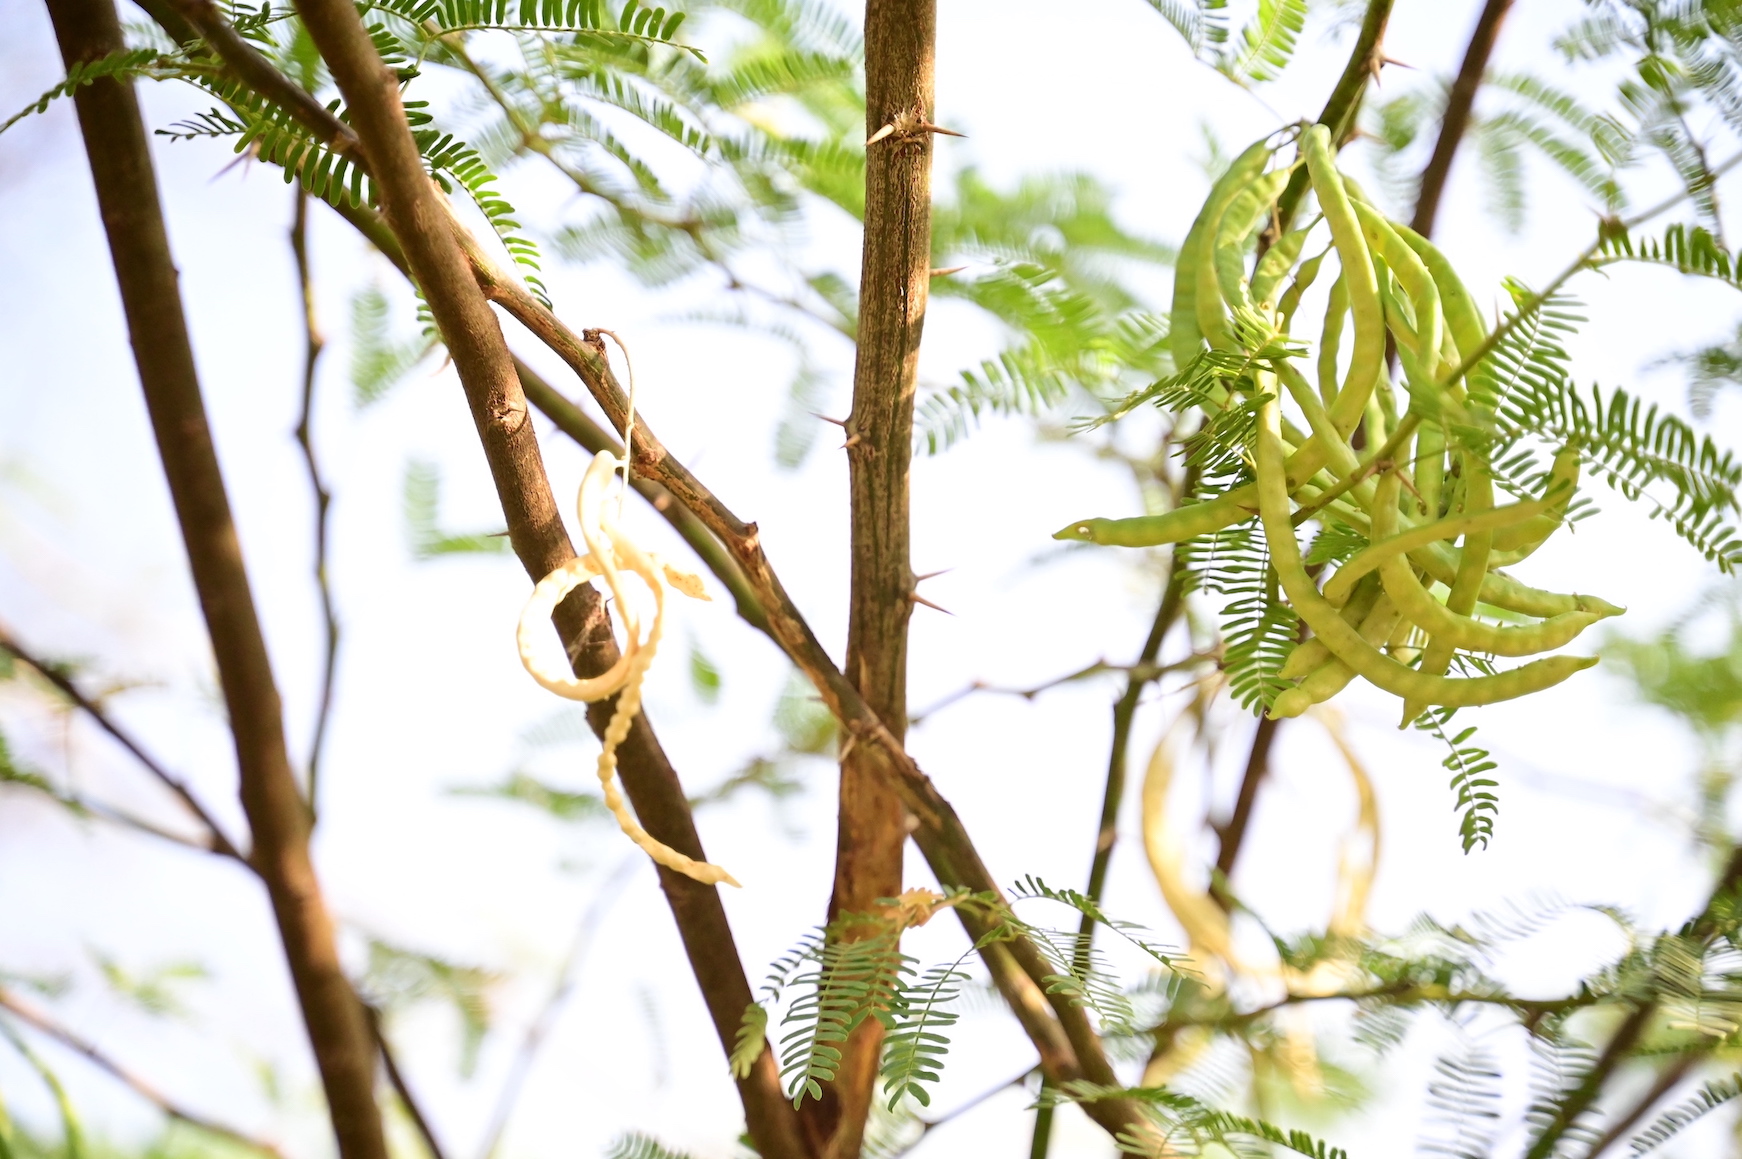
823 0 936 1152
43 4 388 1156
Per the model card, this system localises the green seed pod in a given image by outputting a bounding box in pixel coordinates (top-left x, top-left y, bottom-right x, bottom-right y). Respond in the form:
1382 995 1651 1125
1170 138 1275 370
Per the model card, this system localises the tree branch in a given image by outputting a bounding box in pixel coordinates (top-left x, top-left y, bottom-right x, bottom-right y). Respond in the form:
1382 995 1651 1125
289 189 341 812
1211 715 1282 905
811 1 939 1150
1267 0 1396 248
155 9 1147 1140
1410 0 1514 240
0 620 244 860
276 3 808 1154
365 1007 449 1159
38 8 386 1155
0 987 285 1158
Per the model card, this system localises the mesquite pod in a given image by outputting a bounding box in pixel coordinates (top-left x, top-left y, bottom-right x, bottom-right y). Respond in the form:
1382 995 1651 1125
1056 124 1620 725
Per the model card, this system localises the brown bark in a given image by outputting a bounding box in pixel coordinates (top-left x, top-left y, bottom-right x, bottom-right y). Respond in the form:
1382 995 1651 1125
41 3 387 1156
1410 0 1514 239
146 8 1151 1140
808 1 938 1152
280 2 808 1154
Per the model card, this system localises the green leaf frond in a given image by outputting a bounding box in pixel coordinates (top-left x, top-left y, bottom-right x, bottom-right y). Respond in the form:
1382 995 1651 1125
1140 0 1230 59
729 1001 768 1079
917 264 1171 453
1417 1038 1504 1159
1631 1071 1742 1154
1304 521 1368 566
1413 708 1499 853
1178 520 1297 713
1 48 173 136
879 960 968 1109
1218 0 1307 87
403 460 511 559
361 939 498 1077
761 918 912 1105
603 1133 698 1159
1004 876 1183 969
448 771 608 821
366 0 705 60
1468 280 1742 570
1042 1081 1347 1159
1521 1033 1604 1158
350 286 437 406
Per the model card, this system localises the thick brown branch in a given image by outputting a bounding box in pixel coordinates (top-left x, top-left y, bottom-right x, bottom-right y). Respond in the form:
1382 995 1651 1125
159 10 1144 1138
42 6 387 1157
0 988 286 1158
1410 0 1514 239
277 3 806 1154
0 621 243 860
812 1 939 1150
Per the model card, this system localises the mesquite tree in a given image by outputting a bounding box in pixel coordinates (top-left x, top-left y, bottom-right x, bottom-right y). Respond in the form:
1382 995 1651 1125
9 1 1742 1156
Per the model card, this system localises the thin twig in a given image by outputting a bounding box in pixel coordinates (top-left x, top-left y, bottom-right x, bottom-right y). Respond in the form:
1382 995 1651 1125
290 188 340 814
908 655 1215 726
0 620 243 861
0 987 286 1159
1582 1051 1700 1159
365 1007 449 1159
1410 0 1514 240
475 856 639 1159
1210 714 1282 908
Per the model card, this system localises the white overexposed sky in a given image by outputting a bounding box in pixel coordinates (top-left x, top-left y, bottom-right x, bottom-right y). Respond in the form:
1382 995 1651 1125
4 1 1742 1156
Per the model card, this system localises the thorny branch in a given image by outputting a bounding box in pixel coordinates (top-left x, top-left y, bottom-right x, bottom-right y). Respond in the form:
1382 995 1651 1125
152 7 1156 1144
0 986 286 1157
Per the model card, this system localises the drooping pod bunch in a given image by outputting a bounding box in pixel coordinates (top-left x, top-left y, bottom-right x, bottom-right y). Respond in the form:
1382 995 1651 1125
1057 124 1622 727
518 449 737 887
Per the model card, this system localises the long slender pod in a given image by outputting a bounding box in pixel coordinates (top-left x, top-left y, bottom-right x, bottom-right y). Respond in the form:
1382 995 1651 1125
1301 126 1383 434
1368 472 1606 659
1254 393 1595 717
1171 139 1275 367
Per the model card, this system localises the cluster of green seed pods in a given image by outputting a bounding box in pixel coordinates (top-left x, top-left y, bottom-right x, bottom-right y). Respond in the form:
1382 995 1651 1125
1057 125 1622 727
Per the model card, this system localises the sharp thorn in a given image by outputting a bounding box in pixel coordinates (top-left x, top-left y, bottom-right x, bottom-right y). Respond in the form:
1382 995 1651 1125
910 592 954 616
1380 55 1416 70
866 123 896 146
811 412 849 428
841 434 862 450
919 122 967 138
914 568 953 582
929 265 968 277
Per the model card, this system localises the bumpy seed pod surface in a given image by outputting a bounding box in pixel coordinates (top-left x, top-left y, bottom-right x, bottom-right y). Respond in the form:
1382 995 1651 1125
1056 124 1621 725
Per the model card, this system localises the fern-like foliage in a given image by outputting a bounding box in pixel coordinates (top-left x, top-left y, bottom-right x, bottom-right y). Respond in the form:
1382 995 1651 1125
763 919 910 1105
1178 520 1297 713
1141 0 1230 58
2 48 174 134
403 460 510 558
369 0 703 58
879 961 967 1109
1044 1081 1348 1159
1413 708 1499 853
1467 280 1742 570
1418 1038 1504 1159
603 1133 697 1159
1630 1071 1742 1154
1218 0 1307 86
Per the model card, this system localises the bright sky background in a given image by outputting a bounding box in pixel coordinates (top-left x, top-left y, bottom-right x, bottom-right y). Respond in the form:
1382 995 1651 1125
4 1 1742 1156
